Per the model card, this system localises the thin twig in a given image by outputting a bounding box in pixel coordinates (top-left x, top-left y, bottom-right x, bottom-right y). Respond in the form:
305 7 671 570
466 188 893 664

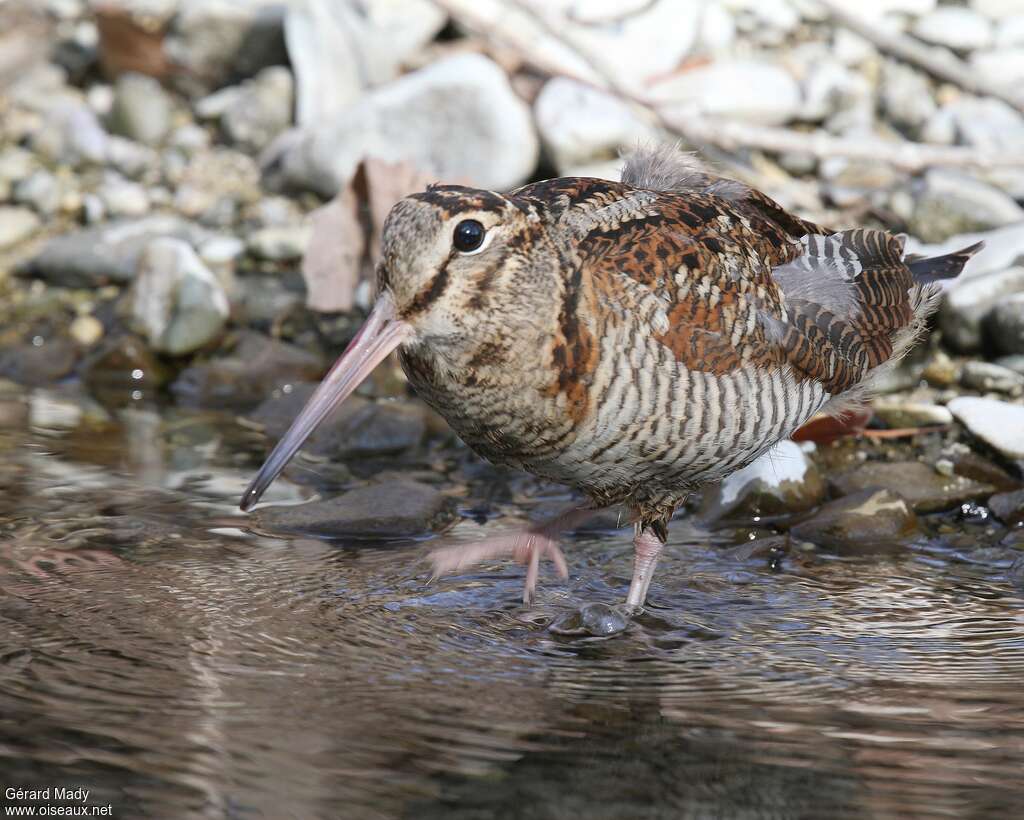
817 0 1024 113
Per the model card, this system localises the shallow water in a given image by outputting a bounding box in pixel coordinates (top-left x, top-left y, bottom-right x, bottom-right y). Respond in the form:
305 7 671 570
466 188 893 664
2 389 1024 819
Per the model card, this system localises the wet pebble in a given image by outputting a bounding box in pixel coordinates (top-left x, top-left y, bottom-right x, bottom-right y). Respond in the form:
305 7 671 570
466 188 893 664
255 480 457 539
829 460 995 513
0 337 78 387
789 489 918 553
988 489 1024 527
249 388 427 459
82 334 170 400
550 603 629 637
171 332 323 411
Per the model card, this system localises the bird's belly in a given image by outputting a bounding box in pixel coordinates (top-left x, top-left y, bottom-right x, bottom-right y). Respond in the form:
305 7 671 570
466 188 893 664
535 362 829 501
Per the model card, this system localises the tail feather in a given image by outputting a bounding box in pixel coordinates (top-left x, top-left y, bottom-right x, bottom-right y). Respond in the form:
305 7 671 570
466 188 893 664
906 241 984 285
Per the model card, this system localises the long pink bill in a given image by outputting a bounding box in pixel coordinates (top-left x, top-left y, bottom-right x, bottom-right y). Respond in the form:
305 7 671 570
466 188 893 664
239 293 412 511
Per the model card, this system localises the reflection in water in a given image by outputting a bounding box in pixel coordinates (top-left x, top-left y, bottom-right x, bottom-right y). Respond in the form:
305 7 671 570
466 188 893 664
1 388 1023 818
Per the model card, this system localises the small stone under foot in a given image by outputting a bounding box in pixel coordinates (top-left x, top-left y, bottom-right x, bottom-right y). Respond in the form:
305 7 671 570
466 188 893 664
549 602 629 636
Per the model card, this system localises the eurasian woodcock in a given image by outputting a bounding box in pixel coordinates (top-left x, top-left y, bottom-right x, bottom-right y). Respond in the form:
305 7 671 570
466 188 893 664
241 144 980 610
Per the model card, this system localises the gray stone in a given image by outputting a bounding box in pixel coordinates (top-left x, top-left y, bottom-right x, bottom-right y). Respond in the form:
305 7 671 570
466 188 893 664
939 266 1024 353
96 175 150 218
168 0 287 90
24 215 211 287
789 489 918 553
218 66 294 152
13 170 61 216
987 285 1024 357
989 488 1024 526
913 7 993 50
171 332 323 411
249 387 426 459
534 77 658 173
30 103 109 167
881 62 937 134
105 136 159 179
948 396 1024 462
923 97 1024 154
247 224 311 262
829 460 995 513
0 338 78 387
907 170 1024 242
108 73 172 146
995 353 1024 374
650 59 801 126
798 58 871 123
701 440 825 521
961 360 1024 395
0 207 40 250
129 238 229 355
267 53 540 196
255 480 456 539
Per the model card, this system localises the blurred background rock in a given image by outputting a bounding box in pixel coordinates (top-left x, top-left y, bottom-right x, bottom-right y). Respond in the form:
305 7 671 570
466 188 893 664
1 0 1023 504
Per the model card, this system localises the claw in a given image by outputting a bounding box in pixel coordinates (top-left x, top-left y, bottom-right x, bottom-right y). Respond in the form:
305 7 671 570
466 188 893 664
428 507 591 602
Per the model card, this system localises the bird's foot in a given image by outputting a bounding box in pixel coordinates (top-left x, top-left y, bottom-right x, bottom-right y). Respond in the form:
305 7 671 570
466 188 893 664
428 505 597 604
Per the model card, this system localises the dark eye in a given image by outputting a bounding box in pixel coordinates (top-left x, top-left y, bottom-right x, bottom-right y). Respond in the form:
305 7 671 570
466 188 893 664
453 219 485 253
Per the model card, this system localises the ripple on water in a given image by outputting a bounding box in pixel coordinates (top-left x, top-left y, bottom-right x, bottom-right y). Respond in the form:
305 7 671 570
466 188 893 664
0 411 1023 818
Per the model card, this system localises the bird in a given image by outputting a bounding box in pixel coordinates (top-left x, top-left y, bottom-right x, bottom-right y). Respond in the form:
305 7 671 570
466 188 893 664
240 144 980 611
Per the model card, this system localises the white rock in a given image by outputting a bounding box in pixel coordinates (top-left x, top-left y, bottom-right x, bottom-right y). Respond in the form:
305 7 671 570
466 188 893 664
924 96 1024 154
798 58 872 122
247 224 312 262
938 266 1024 352
97 175 150 217
698 2 737 52
285 0 446 126
880 61 937 133
970 48 1024 87
948 396 1024 461
109 73 172 146
912 7 992 50
0 207 40 249
996 15 1024 47
268 53 539 196
649 59 801 126
971 0 1024 20
130 238 229 356
534 78 658 173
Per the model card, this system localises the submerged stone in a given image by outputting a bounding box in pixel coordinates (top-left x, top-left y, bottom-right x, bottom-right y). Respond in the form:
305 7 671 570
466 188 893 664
550 603 629 637
255 480 456 539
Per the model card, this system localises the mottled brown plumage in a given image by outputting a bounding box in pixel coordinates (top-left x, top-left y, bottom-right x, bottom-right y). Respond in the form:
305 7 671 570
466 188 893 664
242 145 980 610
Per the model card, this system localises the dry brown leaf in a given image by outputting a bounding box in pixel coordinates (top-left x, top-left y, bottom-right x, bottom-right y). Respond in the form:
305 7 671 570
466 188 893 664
302 157 440 313
302 183 364 313
95 3 175 80
792 407 874 444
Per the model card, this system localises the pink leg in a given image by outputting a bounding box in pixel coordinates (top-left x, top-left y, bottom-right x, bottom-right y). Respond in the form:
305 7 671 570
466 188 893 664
429 505 600 604
625 525 665 611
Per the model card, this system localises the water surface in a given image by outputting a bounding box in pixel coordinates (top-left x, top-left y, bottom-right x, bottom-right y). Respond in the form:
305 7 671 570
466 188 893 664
1 388 1023 818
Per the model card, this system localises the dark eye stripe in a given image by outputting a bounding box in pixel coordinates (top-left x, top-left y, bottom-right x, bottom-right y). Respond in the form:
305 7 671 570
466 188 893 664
405 251 455 317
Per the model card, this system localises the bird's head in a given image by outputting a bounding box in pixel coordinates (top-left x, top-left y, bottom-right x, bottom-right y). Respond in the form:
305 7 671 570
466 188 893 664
240 184 547 510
